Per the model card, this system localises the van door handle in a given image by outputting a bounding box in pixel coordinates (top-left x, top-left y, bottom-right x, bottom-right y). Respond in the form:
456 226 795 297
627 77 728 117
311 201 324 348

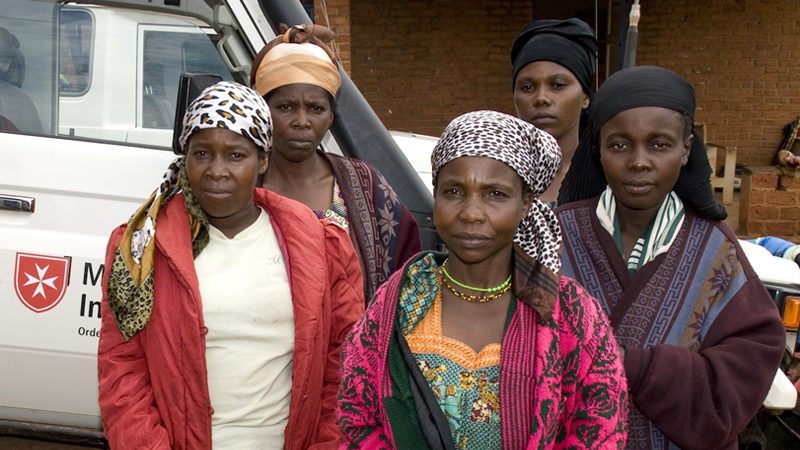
0 195 35 212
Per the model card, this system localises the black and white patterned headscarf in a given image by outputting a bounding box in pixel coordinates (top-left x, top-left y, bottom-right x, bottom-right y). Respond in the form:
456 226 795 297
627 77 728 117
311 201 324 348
431 110 563 278
178 81 272 153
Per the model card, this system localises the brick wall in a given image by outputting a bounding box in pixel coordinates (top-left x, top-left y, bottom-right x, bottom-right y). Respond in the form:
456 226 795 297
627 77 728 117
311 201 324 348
739 166 800 240
349 0 531 136
632 0 800 166
326 1 799 165
314 0 352 73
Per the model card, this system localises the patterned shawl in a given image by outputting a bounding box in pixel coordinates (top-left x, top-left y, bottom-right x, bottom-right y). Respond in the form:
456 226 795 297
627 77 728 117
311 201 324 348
325 153 422 301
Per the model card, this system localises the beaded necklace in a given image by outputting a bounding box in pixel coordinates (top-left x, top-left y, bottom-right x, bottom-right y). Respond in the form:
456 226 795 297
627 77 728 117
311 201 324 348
441 259 512 292
440 259 512 303
441 275 511 303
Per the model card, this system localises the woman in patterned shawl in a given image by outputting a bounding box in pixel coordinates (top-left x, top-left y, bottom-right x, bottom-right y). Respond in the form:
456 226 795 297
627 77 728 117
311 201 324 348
251 24 420 301
556 66 785 449
337 110 628 449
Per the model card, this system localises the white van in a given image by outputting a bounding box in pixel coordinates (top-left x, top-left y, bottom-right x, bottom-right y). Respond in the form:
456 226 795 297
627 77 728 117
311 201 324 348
0 0 434 443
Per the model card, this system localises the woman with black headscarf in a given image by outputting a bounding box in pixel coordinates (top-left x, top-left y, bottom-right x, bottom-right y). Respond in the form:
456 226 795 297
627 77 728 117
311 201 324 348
510 18 597 205
556 66 784 449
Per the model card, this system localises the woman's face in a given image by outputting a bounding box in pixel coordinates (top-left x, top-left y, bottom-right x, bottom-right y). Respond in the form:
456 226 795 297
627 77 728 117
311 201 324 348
434 157 532 266
267 83 334 163
513 60 588 143
599 106 690 215
186 128 267 229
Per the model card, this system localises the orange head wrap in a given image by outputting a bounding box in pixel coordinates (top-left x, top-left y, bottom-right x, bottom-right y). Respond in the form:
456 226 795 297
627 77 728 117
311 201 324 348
252 24 341 99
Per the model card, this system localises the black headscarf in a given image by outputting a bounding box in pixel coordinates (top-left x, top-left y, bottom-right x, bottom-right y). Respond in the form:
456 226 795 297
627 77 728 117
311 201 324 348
510 18 597 95
558 65 727 221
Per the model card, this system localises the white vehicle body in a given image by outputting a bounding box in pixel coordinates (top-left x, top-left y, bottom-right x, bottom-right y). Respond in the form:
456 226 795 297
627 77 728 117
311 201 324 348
388 130 437 193
58 7 214 146
0 132 174 432
740 240 800 349
739 240 800 289
739 240 800 411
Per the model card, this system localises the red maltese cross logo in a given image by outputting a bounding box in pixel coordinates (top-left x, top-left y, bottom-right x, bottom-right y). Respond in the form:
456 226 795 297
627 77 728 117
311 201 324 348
14 252 72 313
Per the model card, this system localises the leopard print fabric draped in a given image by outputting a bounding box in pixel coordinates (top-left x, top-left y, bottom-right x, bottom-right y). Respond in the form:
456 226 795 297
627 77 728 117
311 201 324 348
178 81 273 153
431 110 563 277
107 81 272 340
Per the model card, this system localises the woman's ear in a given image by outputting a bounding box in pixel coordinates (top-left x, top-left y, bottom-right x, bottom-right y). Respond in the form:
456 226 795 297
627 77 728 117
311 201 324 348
581 94 590 110
682 134 692 167
326 111 335 130
258 152 269 175
522 190 535 218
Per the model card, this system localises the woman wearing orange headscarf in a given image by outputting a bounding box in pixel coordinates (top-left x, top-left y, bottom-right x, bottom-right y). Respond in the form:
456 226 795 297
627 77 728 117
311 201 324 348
251 24 421 302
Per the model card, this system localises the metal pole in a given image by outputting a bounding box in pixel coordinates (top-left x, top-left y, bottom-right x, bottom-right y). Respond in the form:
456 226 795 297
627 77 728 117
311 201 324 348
622 0 640 69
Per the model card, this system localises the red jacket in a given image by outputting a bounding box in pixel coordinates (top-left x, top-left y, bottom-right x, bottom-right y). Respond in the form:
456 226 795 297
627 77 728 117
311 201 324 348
98 188 365 449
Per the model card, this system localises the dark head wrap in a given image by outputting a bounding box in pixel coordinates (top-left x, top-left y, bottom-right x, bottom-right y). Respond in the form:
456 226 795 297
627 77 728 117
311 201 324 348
510 18 597 95
558 66 727 221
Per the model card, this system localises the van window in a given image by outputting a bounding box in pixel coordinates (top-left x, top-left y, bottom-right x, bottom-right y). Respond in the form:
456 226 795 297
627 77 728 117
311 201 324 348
142 30 232 129
0 0 236 149
59 9 92 96
0 0 56 134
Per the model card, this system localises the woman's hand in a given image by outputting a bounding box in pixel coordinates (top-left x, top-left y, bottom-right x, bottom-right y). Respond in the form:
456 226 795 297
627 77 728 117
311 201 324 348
778 150 800 168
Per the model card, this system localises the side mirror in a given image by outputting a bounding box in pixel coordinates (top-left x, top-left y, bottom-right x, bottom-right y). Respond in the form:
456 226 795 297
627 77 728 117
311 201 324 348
172 72 223 154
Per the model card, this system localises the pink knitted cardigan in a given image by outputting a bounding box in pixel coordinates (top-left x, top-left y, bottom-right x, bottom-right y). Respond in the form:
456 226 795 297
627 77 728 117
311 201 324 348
337 253 628 449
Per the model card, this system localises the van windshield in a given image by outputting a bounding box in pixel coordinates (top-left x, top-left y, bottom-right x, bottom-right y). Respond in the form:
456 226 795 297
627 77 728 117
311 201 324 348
0 0 56 135
0 0 235 149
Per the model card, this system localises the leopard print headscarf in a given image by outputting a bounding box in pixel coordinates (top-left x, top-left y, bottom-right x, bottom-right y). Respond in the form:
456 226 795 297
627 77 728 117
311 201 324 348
107 81 272 340
432 110 563 318
178 81 272 153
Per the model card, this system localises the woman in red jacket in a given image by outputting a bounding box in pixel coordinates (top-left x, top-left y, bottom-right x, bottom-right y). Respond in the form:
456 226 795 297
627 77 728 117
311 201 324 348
98 81 364 449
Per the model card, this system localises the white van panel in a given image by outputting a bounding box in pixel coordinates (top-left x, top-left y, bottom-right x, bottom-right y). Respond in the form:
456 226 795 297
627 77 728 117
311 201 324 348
0 349 101 429
0 133 175 428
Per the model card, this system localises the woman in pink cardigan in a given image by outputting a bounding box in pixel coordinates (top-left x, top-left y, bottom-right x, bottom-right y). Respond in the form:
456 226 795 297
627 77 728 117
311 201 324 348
337 110 628 449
